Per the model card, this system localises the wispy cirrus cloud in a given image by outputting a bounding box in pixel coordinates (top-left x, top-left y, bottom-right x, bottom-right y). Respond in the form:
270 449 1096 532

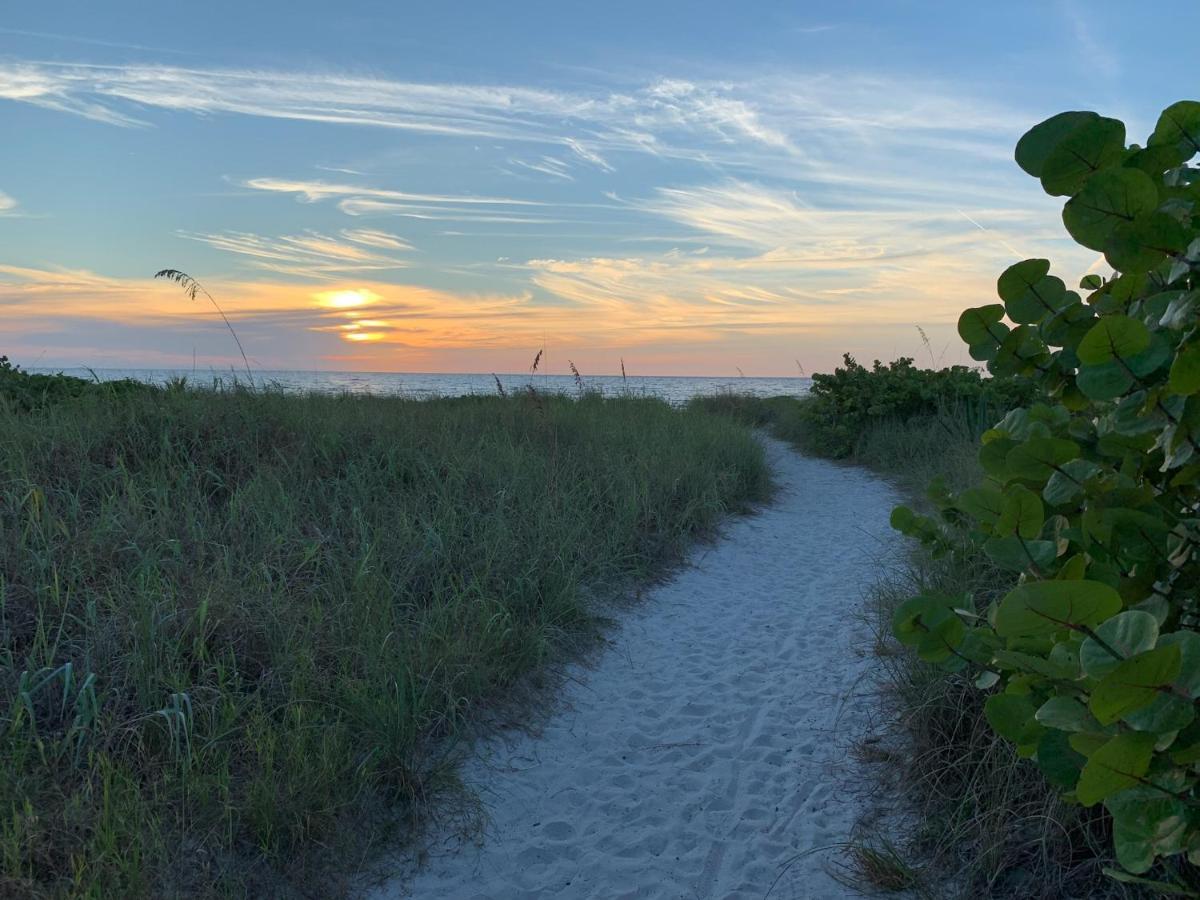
242 177 580 225
178 228 413 278
0 60 1031 174
340 228 413 251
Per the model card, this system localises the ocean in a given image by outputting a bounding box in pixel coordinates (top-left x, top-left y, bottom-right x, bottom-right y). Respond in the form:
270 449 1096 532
28 368 812 407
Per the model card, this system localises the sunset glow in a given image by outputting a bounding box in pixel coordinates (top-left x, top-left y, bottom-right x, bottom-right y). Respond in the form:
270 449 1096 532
0 4 1191 374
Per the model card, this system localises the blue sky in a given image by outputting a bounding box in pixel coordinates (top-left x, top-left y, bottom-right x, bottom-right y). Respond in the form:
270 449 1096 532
1 1 1195 374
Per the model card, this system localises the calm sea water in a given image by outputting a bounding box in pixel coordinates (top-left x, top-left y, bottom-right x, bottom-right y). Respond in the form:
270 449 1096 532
30 368 811 407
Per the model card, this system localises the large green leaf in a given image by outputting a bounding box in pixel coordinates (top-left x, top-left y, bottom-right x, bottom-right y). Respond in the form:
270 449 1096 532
1160 291 1198 330
1063 168 1160 252
1015 110 1100 177
1105 787 1191 874
1090 645 1182 726
1077 361 1134 400
958 305 1011 361
1124 692 1195 735
1040 115 1126 196
994 580 1122 638
892 595 965 664
1043 458 1102 505
996 484 1044 539
1042 298 1094 349
1169 342 1200 396
957 304 1007 345
997 259 1068 324
1079 610 1159 679
985 693 1043 749
1036 727 1086 789
1005 437 1080 480
1106 212 1189 274
1076 731 1156 806
1148 100 1200 164
1159 631 1200 698
956 486 1005 525
1077 316 1151 365
1036 695 1103 732
983 536 1057 572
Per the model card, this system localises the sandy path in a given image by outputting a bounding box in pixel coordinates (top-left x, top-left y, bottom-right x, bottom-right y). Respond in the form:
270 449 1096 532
373 439 900 899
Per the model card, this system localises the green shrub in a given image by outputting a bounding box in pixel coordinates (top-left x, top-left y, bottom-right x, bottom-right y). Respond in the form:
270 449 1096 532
892 100 1200 891
0 356 153 412
803 356 1035 458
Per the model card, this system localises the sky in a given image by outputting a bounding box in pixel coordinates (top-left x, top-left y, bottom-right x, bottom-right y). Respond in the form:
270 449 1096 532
0 1 1196 376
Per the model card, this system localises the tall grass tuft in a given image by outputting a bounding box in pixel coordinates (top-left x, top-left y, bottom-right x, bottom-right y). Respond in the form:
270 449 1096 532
0 377 768 896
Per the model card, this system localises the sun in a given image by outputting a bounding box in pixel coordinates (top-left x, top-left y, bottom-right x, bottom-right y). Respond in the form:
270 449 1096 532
314 288 379 309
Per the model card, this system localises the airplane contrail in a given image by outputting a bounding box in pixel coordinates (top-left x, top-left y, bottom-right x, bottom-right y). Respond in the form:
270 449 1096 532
955 208 1027 259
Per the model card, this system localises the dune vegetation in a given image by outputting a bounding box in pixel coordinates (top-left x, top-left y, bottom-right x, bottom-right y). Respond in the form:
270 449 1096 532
702 100 1200 899
0 364 769 897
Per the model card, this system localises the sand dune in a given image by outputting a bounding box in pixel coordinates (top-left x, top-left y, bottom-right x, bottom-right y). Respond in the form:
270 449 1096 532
374 439 900 899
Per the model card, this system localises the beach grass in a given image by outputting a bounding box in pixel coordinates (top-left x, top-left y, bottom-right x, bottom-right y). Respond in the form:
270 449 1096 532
0 377 769 897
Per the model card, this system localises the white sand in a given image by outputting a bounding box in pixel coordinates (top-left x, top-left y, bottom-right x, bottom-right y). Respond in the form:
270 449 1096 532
372 438 900 899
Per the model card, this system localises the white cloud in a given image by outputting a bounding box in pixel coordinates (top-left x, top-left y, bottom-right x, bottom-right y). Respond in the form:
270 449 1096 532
178 229 412 278
0 190 16 213
340 228 412 250
509 156 574 181
0 61 1031 173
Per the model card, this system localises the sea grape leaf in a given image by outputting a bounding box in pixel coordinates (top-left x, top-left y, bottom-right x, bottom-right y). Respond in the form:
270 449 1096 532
1126 333 1172 378
1105 787 1191 874
1169 343 1200 396
1102 868 1197 895
1077 316 1151 365
1063 168 1160 252
1015 110 1101 178
1106 213 1189 274
1149 100 1200 165
1160 291 1198 329
1037 728 1086 789
997 259 1068 323
994 580 1122 638
1006 437 1080 481
1043 458 1102 506
985 693 1043 749
1080 610 1159 679
956 486 1005 525
993 649 1075 680
1090 645 1182 726
1076 731 1156 806
979 436 1018 479
958 304 1009 352
1124 692 1195 735
1159 631 1200 699
1042 299 1095 348
983 536 1057 572
1037 695 1103 733
1077 361 1134 401
996 484 1044 539
1040 115 1126 196
891 595 964 663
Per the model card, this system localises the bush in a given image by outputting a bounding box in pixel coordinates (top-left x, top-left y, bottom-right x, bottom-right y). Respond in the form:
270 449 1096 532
802 356 1035 458
892 101 1200 892
0 356 153 412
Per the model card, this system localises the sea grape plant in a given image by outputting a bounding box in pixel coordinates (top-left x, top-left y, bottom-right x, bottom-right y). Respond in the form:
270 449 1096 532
891 101 1200 884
